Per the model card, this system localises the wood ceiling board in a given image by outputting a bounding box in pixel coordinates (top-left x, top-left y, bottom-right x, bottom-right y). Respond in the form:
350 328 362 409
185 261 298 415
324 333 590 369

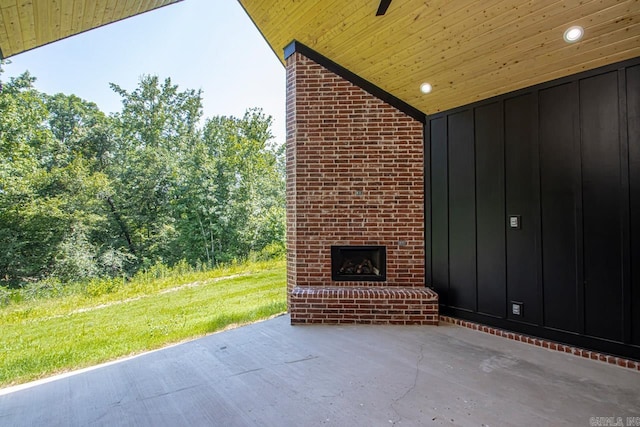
71 0 85 34
470 29 640 91
0 10 9 57
59 0 74 38
101 1 114 26
356 0 597 78
124 0 145 21
240 0 640 115
434 20 640 91
267 0 346 49
91 1 109 28
17 1 35 48
298 1 383 48
79 0 96 34
0 0 182 59
32 0 49 47
404 30 640 113
380 3 639 93
144 0 157 16
336 0 614 88
324 0 480 57
1 4 22 54
48 0 62 41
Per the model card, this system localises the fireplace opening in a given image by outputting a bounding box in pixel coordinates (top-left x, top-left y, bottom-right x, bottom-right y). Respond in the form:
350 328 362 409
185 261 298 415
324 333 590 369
331 246 386 282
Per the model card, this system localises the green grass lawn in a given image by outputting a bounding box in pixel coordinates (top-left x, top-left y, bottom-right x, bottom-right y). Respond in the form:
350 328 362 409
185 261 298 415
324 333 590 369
0 260 286 388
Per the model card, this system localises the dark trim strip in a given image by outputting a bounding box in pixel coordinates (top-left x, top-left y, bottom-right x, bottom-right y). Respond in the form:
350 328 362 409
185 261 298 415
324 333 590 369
574 80 585 335
531 89 544 327
376 0 393 16
618 67 632 344
283 40 426 123
424 121 432 287
0 47 4 60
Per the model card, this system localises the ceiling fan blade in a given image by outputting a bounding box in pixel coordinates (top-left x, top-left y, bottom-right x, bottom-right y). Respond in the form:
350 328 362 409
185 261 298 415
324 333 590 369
376 0 392 16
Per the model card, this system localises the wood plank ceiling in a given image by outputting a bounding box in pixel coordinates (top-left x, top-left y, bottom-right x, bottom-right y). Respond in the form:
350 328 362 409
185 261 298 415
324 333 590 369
239 0 640 115
0 0 182 59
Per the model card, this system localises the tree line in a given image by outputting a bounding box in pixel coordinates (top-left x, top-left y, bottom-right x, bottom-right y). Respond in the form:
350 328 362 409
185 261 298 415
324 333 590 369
0 65 285 288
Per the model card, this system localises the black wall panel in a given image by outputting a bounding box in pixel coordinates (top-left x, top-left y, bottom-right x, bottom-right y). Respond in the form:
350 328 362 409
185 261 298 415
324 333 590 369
431 117 449 303
504 94 540 324
475 103 506 317
427 57 640 359
447 110 477 311
628 65 640 345
539 83 579 332
580 72 623 341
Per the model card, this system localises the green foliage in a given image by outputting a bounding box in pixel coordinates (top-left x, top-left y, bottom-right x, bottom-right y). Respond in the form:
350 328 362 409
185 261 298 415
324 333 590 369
0 286 11 307
0 260 286 387
20 277 66 300
83 277 121 298
178 108 285 265
250 241 286 262
0 72 285 288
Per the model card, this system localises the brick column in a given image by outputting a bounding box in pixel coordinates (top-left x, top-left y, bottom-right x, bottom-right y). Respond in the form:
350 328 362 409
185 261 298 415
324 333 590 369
285 49 437 324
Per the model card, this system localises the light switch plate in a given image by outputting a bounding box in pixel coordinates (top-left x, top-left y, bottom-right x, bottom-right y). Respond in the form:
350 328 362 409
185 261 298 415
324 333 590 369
509 215 521 229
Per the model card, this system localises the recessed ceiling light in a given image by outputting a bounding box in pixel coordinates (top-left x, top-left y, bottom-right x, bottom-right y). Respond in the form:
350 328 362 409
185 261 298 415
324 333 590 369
563 25 584 43
420 82 432 94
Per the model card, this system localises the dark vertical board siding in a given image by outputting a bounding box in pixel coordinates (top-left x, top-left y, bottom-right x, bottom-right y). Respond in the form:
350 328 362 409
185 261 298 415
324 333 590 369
539 83 579 332
627 65 640 345
475 102 506 317
505 93 540 324
431 117 449 303
580 72 623 341
429 57 640 359
448 110 477 311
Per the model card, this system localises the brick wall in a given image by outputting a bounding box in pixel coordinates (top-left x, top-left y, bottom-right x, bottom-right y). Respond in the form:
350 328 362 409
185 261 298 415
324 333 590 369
286 50 435 324
290 286 438 325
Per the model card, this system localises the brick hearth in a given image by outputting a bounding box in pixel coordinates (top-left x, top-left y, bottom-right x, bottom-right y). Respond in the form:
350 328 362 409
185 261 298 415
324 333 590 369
285 47 437 324
290 286 438 325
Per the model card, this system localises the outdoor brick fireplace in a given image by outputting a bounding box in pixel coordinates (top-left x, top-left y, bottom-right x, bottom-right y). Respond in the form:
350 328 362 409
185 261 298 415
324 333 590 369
285 43 438 325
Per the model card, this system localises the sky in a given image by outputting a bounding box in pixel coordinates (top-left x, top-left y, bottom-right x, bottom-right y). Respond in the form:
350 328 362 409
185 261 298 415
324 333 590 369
1 0 286 143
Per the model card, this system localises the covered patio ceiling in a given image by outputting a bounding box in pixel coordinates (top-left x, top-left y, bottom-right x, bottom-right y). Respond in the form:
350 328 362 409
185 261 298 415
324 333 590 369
239 0 640 114
2 1 637 115
0 0 182 59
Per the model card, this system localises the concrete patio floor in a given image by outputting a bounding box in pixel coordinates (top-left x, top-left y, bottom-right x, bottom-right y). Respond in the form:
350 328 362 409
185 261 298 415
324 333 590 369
1 315 638 427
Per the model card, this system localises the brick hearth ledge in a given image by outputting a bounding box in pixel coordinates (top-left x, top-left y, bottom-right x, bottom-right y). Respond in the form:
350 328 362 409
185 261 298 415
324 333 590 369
290 286 439 325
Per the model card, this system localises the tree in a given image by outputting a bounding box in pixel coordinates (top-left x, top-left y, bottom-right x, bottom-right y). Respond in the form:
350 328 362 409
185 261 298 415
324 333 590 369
0 70 285 287
0 73 112 284
107 75 203 268
179 109 285 264
0 71 57 282
45 93 113 171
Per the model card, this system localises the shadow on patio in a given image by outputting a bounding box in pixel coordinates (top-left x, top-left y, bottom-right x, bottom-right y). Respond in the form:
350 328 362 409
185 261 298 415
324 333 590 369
1 315 638 426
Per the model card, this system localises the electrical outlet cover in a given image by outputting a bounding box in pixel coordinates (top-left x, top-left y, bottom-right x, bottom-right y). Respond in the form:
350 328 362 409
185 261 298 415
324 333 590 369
511 302 523 316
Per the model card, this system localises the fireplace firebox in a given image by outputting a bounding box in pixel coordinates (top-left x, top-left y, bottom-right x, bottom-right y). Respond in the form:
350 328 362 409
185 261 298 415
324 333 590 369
331 246 386 282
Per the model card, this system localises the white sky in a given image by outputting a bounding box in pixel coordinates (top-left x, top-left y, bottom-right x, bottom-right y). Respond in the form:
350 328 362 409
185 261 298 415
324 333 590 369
1 0 286 143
